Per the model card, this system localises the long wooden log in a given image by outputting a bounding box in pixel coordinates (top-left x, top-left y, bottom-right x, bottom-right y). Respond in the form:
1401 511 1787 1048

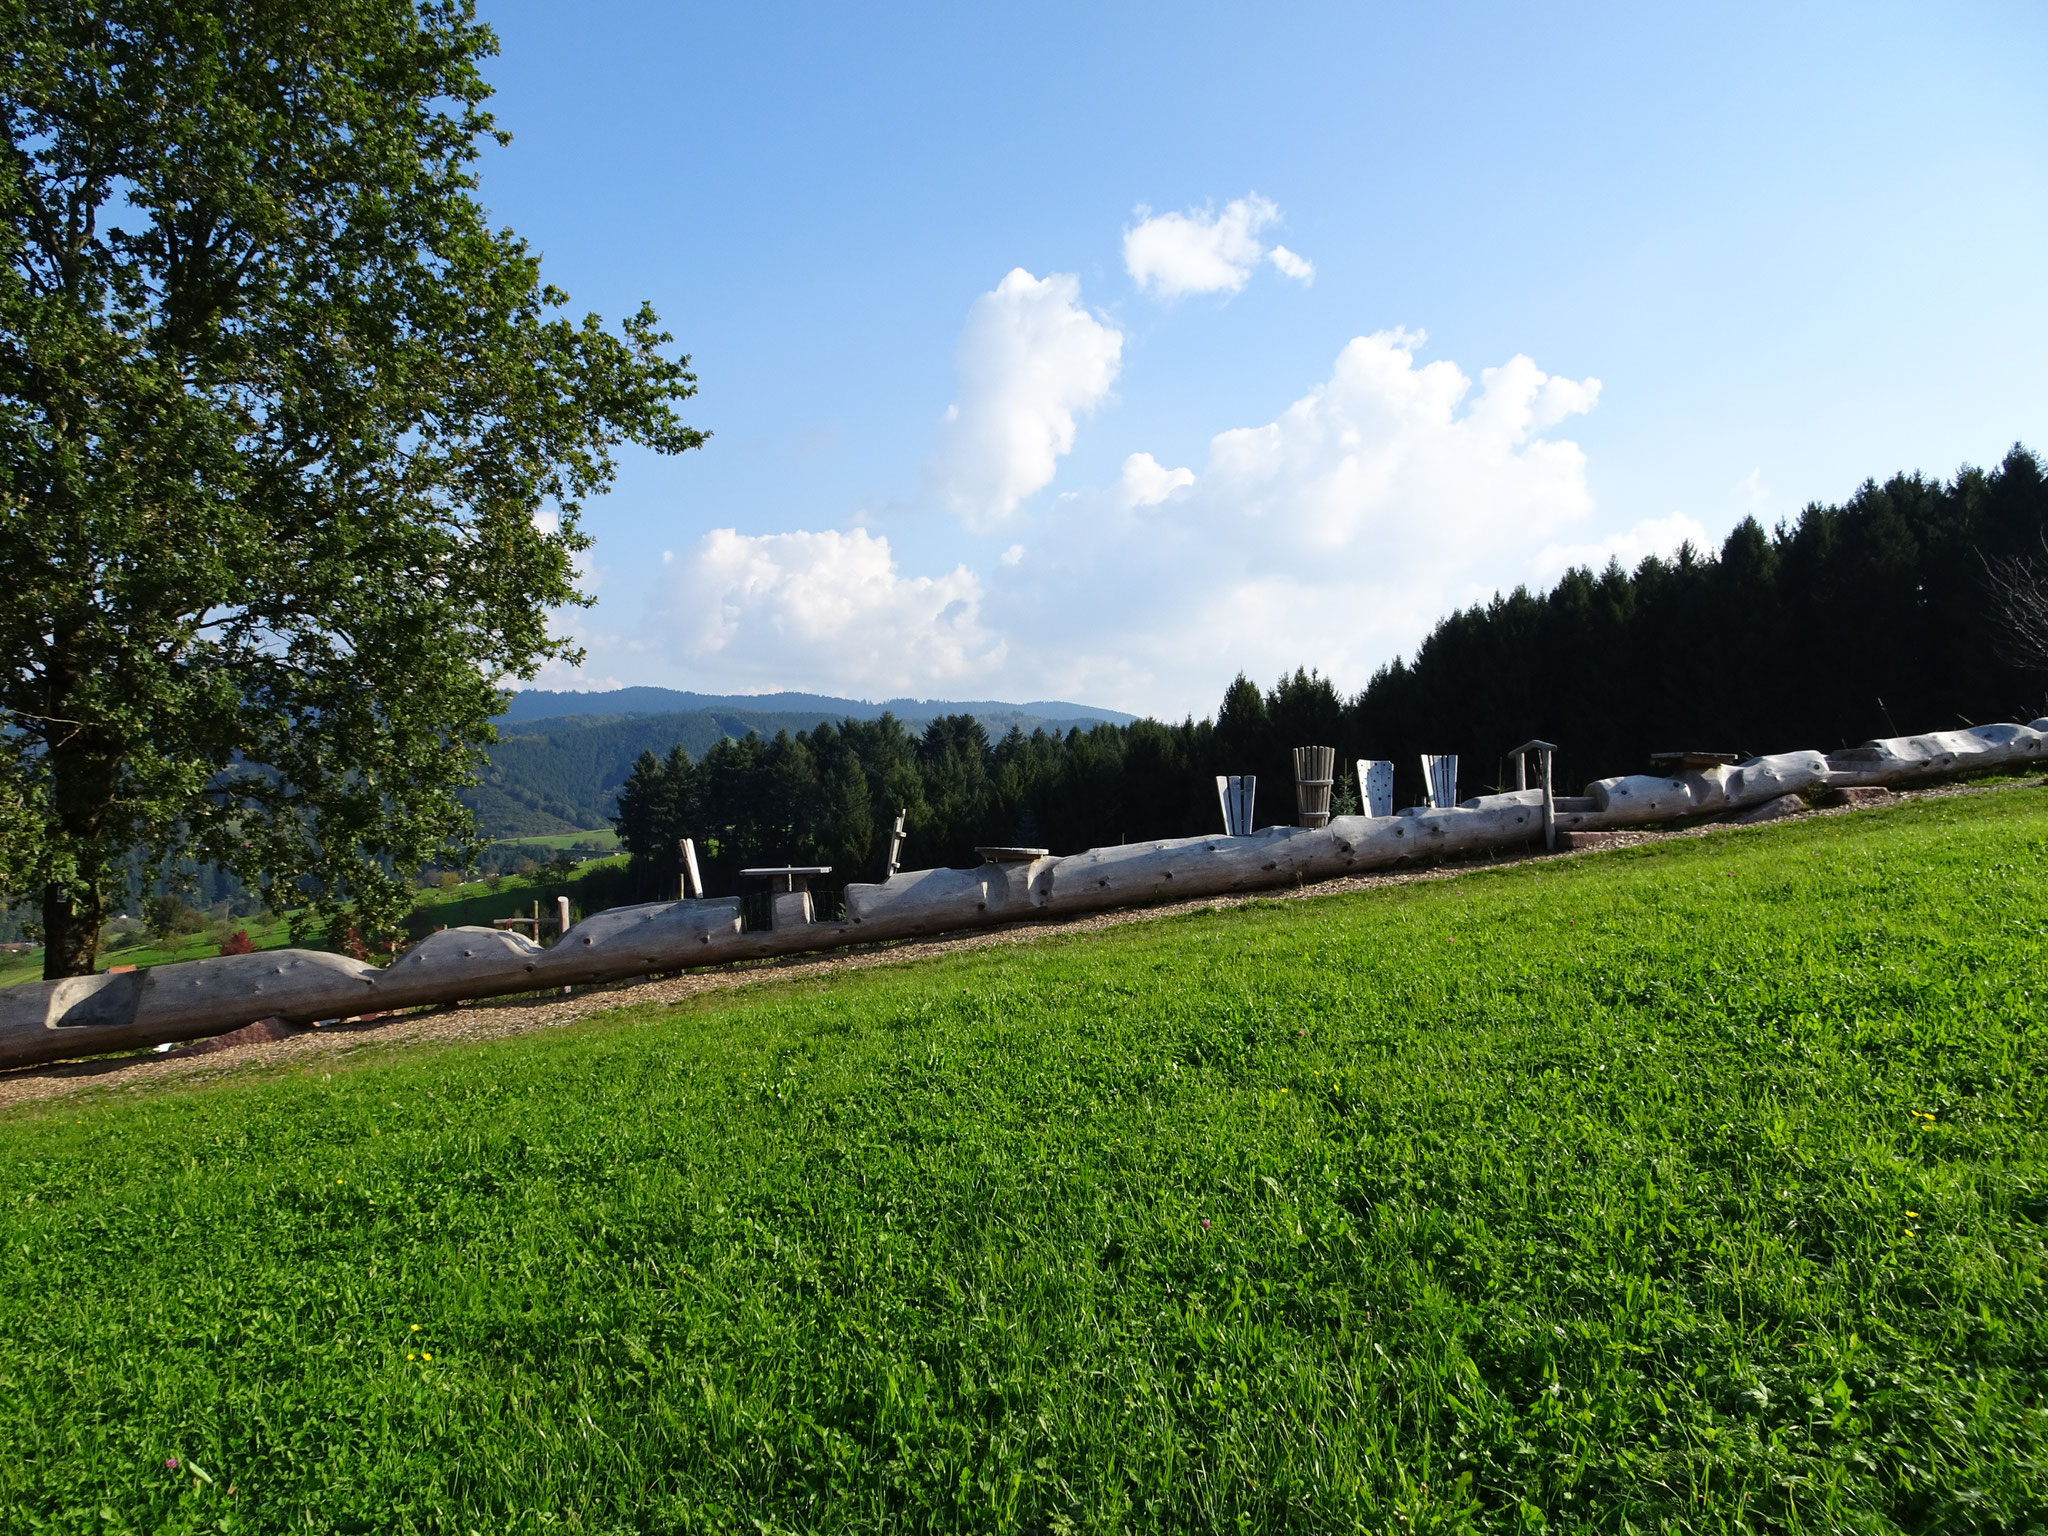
2 719 2042 1070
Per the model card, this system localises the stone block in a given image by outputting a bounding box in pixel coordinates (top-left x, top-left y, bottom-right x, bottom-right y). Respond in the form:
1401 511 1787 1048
1815 785 1894 809
770 888 815 929
1731 793 1806 825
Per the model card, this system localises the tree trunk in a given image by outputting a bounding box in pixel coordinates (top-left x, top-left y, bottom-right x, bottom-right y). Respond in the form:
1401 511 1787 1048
37 689 123 979
42 879 103 980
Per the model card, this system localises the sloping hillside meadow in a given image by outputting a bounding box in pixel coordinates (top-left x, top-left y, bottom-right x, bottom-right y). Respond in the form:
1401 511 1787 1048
0 790 2042 1532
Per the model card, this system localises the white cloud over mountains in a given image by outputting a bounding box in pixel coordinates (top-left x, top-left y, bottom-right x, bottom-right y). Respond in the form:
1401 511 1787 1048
925 268 1122 530
1123 195 1314 298
664 527 1002 693
648 326 1606 712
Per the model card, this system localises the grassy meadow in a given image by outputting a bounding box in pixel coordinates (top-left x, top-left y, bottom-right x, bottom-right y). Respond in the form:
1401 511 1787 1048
0 909 308 990
488 828 622 852
0 790 2042 1532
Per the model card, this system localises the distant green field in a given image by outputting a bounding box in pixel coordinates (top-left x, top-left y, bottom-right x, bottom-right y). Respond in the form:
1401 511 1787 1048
488 827 620 851
408 855 630 931
0 910 311 989
0 790 2042 1532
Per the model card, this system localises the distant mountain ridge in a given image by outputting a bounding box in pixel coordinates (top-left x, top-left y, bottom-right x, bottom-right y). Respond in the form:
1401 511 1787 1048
500 687 1136 727
467 691 1144 838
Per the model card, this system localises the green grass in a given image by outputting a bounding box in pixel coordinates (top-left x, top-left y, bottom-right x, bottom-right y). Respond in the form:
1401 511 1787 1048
0 791 2042 1533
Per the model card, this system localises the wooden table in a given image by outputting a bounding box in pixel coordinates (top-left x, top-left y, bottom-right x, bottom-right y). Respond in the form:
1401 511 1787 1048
974 846 1049 864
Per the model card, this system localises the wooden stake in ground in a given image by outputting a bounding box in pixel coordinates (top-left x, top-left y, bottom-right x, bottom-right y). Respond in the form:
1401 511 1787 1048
886 812 907 878
1510 740 1560 851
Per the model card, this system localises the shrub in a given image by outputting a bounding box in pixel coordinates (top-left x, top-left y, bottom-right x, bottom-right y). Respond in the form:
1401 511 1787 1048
218 929 256 955
144 894 209 940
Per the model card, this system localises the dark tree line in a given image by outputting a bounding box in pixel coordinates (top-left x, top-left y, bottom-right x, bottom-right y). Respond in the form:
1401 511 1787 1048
1356 444 2048 799
615 447 2048 907
610 713 1230 910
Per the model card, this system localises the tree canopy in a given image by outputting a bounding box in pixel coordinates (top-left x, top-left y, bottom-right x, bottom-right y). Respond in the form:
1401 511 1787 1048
0 0 703 976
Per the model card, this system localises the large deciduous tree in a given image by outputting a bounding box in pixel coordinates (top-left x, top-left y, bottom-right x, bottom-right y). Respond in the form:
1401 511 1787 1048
0 0 704 977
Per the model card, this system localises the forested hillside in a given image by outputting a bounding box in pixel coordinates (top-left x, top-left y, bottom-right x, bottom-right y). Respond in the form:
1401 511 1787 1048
465 703 1141 836
610 447 2048 907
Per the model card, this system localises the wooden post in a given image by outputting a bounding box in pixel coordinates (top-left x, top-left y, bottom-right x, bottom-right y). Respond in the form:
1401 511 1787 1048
557 895 571 939
678 837 702 899
886 811 907 878
1509 739 1559 850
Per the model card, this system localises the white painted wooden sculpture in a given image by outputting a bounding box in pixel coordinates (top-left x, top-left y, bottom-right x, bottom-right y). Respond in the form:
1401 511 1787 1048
1422 754 1459 810
1215 775 1256 837
3 719 2043 1071
1356 760 1394 819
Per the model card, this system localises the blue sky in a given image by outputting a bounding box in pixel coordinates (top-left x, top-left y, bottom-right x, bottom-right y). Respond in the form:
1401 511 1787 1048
476 1 2047 718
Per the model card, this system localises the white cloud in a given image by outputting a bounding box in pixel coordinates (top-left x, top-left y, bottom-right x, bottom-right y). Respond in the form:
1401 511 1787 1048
1741 468 1770 512
623 330 1606 718
982 330 1606 714
1123 194 1312 297
1117 451 1196 508
663 527 1002 693
1267 245 1314 283
926 268 1123 530
1197 330 1600 556
1531 513 1712 583
522 659 625 692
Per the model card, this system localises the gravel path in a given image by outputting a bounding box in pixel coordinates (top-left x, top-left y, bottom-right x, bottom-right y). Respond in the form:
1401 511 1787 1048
0 781 2018 1114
